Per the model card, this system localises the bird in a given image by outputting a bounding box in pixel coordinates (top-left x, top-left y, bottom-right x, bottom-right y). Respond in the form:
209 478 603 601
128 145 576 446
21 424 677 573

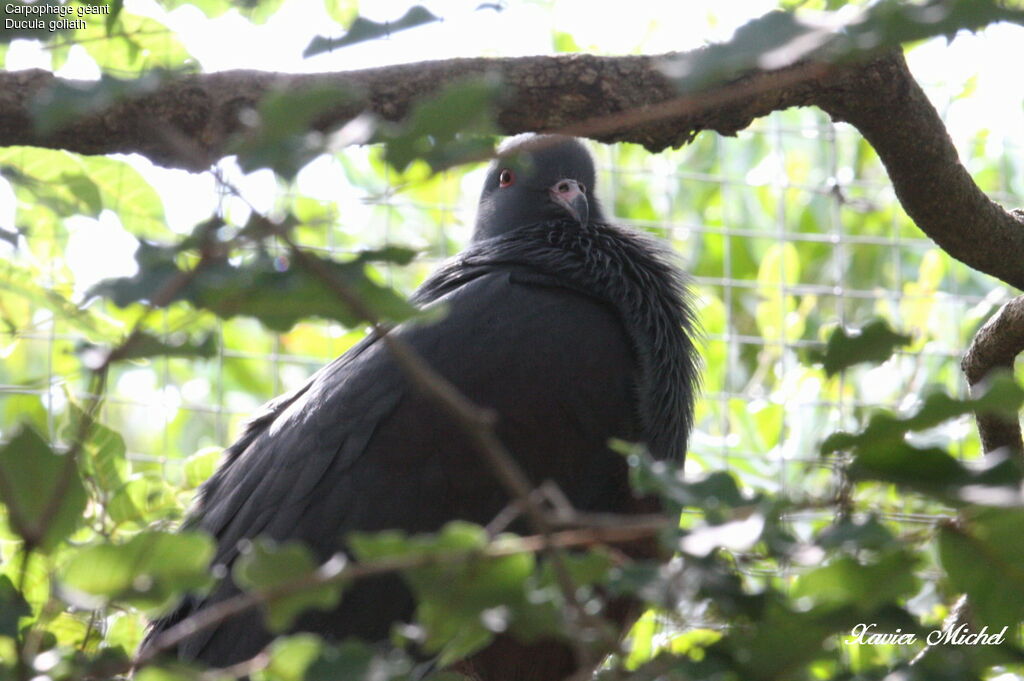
141 135 700 681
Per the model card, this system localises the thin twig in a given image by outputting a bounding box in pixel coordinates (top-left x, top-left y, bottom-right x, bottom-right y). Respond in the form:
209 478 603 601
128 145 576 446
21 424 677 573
134 517 670 668
279 229 608 666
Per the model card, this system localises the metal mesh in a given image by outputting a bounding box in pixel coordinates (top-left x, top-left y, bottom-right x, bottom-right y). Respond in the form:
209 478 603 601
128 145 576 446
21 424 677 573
1 102 1015 539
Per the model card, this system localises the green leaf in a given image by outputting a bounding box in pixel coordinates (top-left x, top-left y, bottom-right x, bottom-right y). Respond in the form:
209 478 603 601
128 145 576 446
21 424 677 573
321 0 358 27
352 522 538 662
842 438 1024 505
304 639 377 681
60 531 214 612
64 400 129 497
822 373 1024 453
241 0 284 23
793 550 918 612
0 256 119 341
60 171 102 216
939 509 1024 629
183 447 221 489
0 425 87 551
0 575 30 638
75 13 193 71
662 2 1024 93
304 6 441 57
30 73 165 135
233 539 344 631
626 449 751 520
376 78 500 173
160 0 233 17
259 633 324 681
815 515 896 552
233 85 360 179
0 148 170 239
78 331 219 364
90 240 420 332
135 664 204 681
107 475 182 525
808 319 912 377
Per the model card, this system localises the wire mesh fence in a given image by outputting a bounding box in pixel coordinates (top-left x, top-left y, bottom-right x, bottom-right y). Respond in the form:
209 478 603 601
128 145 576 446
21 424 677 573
2 110 1012 463
0 83 1019 591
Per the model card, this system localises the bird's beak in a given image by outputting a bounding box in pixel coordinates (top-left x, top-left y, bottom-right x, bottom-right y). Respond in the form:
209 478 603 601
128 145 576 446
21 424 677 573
549 179 589 226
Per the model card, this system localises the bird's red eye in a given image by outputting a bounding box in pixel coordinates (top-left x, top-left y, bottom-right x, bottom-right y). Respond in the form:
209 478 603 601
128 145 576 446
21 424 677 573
499 169 515 188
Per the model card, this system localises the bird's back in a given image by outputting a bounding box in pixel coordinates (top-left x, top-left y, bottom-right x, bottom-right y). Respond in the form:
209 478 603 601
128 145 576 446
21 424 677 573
144 135 701 681
145 245 651 666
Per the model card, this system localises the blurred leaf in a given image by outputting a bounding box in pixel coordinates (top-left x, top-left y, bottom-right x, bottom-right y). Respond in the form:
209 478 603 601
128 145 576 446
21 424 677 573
233 539 344 631
183 447 221 489
0 148 170 239
0 259 119 340
552 30 582 53
662 1 1024 92
61 172 102 215
78 331 218 364
241 0 284 23
939 509 1024 629
60 531 214 612
304 639 379 681
160 0 233 17
74 12 193 71
31 74 167 135
816 515 897 551
626 449 751 520
90 239 419 332
847 442 1024 506
793 550 918 612
0 425 87 551
0 575 30 638
64 400 129 497
808 318 911 376
352 522 538 662
107 474 182 525
233 85 360 179
321 0 358 26
135 663 204 681
376 78 500 173
304 6 441 57
823 373 1024 453
756 242 800 288
259 634 324 681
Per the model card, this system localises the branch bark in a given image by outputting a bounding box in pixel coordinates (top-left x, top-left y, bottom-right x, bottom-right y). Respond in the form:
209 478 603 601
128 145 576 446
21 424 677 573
1 47 1023 287
961 295 1024 455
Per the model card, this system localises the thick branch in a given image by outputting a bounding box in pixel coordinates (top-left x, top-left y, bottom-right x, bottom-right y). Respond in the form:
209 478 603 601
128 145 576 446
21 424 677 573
0 54 740 169
961 295 1024 455
2 49 1024 287
816 61 1024 291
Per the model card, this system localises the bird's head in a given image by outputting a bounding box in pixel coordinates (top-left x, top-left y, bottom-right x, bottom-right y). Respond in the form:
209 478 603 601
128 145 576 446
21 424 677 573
473 135 605 242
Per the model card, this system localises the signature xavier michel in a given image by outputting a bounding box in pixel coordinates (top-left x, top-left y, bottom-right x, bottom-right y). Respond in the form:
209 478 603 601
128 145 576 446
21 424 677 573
846 623 1009 646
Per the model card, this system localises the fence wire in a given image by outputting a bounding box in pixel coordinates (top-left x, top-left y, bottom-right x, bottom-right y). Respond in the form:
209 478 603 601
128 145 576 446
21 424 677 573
1 104 1017 571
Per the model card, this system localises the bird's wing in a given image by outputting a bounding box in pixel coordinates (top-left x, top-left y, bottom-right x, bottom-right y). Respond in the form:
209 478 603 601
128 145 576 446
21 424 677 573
155 268 640 663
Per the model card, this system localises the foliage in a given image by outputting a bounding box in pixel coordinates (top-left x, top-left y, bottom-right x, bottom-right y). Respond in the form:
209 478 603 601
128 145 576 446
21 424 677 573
2 1 1024 681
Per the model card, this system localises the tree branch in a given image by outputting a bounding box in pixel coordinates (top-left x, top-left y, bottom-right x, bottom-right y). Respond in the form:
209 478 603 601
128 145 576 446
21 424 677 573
133 517 670 670
3 46 1023 289
961 295 1024 455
